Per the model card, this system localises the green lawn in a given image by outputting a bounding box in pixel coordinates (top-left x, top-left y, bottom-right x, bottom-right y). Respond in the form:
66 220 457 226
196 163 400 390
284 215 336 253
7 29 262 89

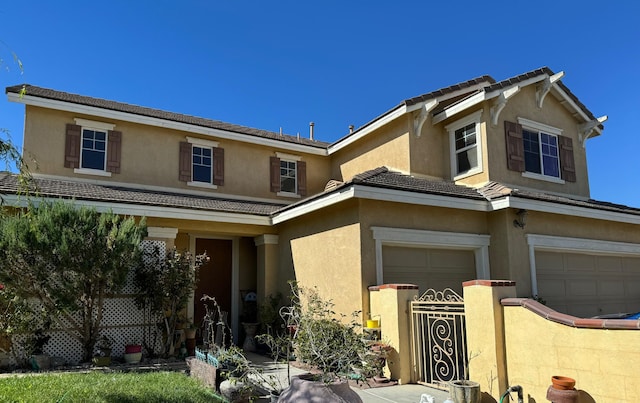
0 371 223 403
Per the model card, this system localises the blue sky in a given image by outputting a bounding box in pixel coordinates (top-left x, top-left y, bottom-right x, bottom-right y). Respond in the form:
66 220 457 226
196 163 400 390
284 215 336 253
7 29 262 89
1 1 639 206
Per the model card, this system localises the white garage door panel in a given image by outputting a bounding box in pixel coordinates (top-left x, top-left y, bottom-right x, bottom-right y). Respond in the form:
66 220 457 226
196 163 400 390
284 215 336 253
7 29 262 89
383 246 475 294
536 251 640 317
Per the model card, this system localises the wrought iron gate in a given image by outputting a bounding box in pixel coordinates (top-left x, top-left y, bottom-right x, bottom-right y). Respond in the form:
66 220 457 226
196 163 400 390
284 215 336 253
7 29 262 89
410 288 468 389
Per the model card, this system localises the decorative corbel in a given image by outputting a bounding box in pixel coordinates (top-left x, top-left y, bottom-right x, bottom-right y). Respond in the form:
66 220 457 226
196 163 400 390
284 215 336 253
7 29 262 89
412 99 439 137
578 115 608 147
490 86 520 126
536 71 565 109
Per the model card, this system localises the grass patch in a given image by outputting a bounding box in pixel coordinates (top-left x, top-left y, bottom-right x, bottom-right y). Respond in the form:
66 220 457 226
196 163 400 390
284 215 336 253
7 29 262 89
0 371 223 403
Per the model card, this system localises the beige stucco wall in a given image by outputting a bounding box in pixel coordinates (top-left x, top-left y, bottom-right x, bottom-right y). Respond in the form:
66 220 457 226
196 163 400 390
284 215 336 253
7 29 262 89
22 106 330 200
503 306 640 402
330 118 411 181
276 200 364 318
486 85 591 197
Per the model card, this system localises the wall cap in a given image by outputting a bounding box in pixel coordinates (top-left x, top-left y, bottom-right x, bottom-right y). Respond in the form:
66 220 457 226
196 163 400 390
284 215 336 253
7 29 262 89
368 284 419 291
463 280 516 287
501 298 640 330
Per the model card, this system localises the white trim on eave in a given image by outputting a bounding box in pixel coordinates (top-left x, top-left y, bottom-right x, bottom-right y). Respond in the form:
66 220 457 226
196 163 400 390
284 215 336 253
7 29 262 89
491 196 640 225
1 194 272 226
8 93 327 156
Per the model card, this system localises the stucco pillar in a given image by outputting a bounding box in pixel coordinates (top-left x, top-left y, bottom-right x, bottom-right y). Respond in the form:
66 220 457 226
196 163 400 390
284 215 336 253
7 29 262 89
368 284 419 384
254 234 279 302
463 280 517 400
146 226 178 250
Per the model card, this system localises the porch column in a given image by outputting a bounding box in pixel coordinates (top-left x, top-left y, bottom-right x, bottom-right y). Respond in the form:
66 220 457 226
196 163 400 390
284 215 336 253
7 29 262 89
254 234 279 301
146 227 178 250
463 280 517 401
369 284 419 384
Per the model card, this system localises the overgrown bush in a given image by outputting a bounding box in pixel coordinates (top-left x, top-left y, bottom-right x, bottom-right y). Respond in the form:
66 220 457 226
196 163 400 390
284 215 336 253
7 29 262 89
287 281 367 382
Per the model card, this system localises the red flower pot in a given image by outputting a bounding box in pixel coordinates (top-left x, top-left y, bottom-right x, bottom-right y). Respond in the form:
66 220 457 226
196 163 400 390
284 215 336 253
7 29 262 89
125 344 142 354
551 375 576 390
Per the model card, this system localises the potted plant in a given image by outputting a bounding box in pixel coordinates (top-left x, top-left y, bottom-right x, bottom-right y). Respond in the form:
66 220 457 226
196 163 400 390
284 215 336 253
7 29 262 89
124 342 143 364
92 335 113 366
449 351 481 403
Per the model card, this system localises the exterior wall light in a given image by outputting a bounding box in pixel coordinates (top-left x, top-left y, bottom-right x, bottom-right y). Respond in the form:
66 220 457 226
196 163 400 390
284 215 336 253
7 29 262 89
513 209 528 229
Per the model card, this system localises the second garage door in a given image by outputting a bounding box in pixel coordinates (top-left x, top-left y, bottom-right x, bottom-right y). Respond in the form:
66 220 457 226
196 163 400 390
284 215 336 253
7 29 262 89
382 246 476 295
536 251 640 317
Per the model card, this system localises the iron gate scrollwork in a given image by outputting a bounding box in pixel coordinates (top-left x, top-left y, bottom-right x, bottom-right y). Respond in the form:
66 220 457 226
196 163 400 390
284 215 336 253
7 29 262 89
410 288 467 389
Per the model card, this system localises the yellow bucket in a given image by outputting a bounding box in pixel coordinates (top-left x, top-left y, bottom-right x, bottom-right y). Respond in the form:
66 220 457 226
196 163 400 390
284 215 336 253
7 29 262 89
366 319 380 328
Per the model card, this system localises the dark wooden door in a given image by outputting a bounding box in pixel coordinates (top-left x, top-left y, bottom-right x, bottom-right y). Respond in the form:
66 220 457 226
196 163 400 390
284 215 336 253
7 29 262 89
194 239 232 329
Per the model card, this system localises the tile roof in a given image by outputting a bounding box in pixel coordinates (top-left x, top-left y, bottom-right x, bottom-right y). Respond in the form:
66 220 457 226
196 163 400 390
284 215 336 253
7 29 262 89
5 84 329 149
335 167 640 216
0 173 285 216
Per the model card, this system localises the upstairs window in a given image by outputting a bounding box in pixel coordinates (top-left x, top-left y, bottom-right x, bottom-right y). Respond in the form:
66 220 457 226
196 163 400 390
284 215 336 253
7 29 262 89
81 129 107 170
270 153 307 197
192 146 212 183
179 137 224 188
446 110 483 179
65 119 121 177
505 118 575 183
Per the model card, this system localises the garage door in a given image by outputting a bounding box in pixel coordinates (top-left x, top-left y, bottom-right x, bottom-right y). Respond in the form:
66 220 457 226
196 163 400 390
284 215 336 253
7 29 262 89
536 251 640 317
382 246 476 294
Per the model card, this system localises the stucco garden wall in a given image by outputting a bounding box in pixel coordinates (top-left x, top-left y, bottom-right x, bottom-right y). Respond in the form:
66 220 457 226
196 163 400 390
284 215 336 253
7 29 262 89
465 281 640 403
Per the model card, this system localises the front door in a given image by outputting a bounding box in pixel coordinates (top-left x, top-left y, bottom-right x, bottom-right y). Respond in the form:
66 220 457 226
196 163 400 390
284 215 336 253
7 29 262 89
194 238 233 331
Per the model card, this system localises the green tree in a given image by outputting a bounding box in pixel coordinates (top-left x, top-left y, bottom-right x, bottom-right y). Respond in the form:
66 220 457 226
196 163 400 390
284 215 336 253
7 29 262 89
0 201 147 361
134 247 206 356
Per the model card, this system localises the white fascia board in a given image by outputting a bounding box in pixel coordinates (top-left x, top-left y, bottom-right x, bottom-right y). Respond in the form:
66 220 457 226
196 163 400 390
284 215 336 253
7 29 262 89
272 184 491 224
328 106 407 154
8 93 327 156
271 187 356 224
490 196 640 225
353 186 490 211
432 74 550 126
551 84 603 136
431 92 487 125
1 194 272 226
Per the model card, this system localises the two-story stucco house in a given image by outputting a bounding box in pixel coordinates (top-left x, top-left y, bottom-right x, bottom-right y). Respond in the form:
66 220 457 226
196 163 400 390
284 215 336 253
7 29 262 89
2 67 639 342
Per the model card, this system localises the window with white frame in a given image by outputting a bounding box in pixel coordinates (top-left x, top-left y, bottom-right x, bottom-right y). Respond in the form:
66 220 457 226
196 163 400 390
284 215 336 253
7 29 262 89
192 145 212 183
521 120 560 178
179 136 224 188
81 128 107 170
280 159 297 194
446 110 483 179
65 118 120 176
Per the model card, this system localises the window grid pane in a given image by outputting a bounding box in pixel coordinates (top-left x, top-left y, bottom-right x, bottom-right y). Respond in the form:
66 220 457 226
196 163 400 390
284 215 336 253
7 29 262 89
81 129 107 170
280 160 297 193
454 123 477 174
523 129 559 178
192 146 212 183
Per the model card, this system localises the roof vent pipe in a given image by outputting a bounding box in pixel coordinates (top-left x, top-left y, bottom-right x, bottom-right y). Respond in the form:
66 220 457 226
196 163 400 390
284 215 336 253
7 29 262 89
349 125 354 133
309 122 315 140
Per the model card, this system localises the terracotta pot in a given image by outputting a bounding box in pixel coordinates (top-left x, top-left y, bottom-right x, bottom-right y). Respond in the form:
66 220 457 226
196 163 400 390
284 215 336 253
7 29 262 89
551 375 576 390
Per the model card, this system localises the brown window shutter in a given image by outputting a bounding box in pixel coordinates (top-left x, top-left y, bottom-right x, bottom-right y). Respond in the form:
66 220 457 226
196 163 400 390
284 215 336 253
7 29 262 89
179 142 192 182
504 121 525 172
213 147 224 186
559 135 576 182
297 160 307 197
270 156 281 193
106 130 122 174
64 124 81 168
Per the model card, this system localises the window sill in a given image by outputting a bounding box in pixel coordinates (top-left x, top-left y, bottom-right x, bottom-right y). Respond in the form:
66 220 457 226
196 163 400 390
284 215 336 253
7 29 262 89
522 172 565 184
453 167 483 181
187 181 218 190
74 168 112 178
277 191 301 199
